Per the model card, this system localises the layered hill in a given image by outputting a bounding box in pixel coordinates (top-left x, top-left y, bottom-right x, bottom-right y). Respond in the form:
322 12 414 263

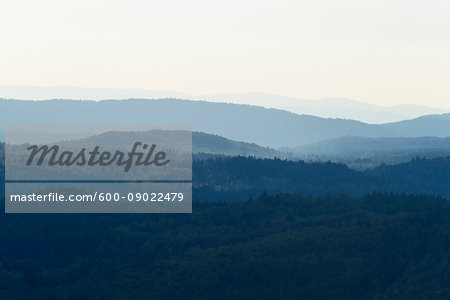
0 99 405 148
1 99 450 149
288 136 450 157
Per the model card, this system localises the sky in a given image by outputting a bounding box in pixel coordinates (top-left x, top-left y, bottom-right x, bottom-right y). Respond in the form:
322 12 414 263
0 0 449 108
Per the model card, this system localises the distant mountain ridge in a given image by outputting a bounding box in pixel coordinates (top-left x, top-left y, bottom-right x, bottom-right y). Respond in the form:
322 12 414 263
383 113 450 137
288 136 450 156
199 93 448 123
1 98 450 148
0 98 398 148
0 85 447 123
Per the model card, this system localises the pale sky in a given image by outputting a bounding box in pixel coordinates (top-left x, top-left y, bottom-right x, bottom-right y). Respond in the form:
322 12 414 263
1 0 449 108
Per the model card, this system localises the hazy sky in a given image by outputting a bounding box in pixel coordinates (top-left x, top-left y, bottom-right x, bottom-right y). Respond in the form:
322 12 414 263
1 0 449 108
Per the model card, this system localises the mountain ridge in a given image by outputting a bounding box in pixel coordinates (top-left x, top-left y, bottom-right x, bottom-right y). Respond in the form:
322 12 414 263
1 85 448 123
0 98 402 148
1 98 450 148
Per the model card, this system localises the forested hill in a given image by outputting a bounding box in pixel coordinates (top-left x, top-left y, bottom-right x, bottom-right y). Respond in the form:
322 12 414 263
0 193 450 299
288 136 450 157
1 152 449 201
192 132 283 157
1 146 450 298
193 156 450 201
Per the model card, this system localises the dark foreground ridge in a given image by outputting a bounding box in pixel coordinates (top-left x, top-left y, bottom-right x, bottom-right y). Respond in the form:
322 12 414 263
1 151 450 299
193 156 450 201
0 193 449 299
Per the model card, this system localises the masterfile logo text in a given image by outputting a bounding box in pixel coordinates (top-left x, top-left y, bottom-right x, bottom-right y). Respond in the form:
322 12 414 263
25 142 170 172
5 126 192 213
